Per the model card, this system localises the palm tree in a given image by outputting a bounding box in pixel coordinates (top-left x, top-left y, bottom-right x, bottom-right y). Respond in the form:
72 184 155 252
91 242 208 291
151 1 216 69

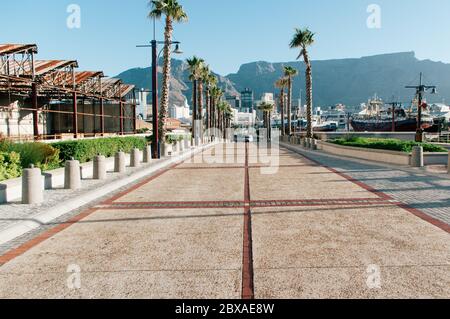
218 101 231 137
186 56 204 139
275 77 289 136
258 102 274 141
198 64 211 136
290 28 315 138
204 73 217 131
210 86 223 130
223 103 233 139
149 0 188 143
283 66 298 137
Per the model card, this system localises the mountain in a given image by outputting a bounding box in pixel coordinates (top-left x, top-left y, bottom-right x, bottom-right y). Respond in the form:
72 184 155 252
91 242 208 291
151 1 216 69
117 58 238 107
117 52 450 108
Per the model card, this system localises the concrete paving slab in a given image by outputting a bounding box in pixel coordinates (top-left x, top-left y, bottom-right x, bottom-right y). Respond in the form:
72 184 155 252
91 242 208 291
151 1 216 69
252 205 450 299
114 168 245 203
0 208 243 298
249 166 379 200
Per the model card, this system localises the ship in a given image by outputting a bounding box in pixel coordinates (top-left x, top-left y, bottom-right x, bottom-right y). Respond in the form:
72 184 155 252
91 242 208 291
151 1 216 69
350 95 436 132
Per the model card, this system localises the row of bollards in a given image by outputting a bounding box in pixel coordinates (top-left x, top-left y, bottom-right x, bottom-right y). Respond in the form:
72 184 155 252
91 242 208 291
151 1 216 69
22 145 154 205
287 136 318 151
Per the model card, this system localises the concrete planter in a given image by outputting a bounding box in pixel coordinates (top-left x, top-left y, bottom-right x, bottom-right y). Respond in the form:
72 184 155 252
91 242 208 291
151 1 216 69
319 141 411 166
305 131 419 142
423 152 448 166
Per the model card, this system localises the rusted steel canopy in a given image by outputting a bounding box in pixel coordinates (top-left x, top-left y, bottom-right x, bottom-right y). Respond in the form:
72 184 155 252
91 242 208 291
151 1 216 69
0 44 135 101
5 60 79 77
120 84 135 97
0 44 37 55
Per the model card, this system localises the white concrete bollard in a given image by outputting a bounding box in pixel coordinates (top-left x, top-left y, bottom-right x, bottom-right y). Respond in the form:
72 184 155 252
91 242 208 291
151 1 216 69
114 151 126 173
302 138 307 148
179 141 185 152
64 158 81 190
164 143 173 157
143 145 152 163
411 146 424 168
22 165 43 204
130 148 141 168
184 139 190 150
306 138 312 149
311 139 318 150
93 155 107 180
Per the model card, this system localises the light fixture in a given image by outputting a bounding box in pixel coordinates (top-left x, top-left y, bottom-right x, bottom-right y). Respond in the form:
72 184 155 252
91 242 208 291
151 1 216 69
173 44 183 55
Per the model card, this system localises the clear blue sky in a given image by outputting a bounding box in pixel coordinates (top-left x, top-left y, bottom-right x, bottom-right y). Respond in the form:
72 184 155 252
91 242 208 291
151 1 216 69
1 0 450 76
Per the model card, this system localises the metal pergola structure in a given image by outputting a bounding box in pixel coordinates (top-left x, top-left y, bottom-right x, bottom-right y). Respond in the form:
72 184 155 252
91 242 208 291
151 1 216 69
0 44 137 140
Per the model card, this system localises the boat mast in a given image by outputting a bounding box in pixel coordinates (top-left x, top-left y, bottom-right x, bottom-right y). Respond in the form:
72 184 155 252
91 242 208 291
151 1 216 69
405 73 437 142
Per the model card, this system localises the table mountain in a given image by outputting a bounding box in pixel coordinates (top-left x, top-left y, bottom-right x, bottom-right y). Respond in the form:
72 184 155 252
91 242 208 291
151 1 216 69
117 52 450 108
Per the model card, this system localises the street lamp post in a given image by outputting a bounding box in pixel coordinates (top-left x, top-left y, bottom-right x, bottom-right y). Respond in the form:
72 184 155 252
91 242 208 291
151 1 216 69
137 19 183 159
405 73 436 143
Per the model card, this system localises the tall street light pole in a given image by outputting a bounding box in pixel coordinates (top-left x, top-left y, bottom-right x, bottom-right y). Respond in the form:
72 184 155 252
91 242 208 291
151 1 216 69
405 73 436 143
137 19 183 159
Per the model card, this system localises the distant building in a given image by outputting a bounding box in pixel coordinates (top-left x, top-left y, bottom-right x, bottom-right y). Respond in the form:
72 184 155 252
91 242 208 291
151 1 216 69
164 118 182 131
241 88 254 112
226 95 241 110
255 93 275 120
169 100 191 121
231 109 257 127
137 89 151 120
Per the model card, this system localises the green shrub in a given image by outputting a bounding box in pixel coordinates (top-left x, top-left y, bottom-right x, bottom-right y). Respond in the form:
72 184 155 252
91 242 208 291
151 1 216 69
0 141 60 171
52 136 148 163
331 137 447 153
0 151 21 181
136 128 150 134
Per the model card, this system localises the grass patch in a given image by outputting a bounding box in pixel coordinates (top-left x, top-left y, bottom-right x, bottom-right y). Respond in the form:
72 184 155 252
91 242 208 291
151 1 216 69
330 137 447 153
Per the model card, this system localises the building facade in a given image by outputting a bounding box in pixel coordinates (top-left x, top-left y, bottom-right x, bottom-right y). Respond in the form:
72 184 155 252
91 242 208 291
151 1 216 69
241 88 254 112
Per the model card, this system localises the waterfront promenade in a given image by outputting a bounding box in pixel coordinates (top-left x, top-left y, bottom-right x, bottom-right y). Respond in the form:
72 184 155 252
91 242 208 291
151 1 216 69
0 142 449 298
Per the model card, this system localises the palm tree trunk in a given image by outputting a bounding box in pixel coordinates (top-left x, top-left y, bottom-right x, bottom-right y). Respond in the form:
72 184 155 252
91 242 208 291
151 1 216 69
287 77 292 136
159 16 173 142
210 96 214 129
205 89 210 131
303 51 313 138
280 88 285 136
192 80 197 140
198 81 203 138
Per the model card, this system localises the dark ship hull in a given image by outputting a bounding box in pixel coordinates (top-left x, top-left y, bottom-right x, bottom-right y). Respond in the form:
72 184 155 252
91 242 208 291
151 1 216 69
351 118 434 132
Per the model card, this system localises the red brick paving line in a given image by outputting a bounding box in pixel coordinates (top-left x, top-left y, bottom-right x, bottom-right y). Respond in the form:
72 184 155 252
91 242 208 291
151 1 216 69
0 150 205 266
96 198 399 210
292 147 450 234
0 208 98 266
175 164 309 170
242 142 255 300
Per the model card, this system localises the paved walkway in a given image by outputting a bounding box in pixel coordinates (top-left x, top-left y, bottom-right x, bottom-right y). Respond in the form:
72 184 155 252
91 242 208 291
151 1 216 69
0 143 449 298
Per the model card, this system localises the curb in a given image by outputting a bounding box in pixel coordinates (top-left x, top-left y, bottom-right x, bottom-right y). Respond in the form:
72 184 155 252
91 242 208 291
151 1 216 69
0 143 215 246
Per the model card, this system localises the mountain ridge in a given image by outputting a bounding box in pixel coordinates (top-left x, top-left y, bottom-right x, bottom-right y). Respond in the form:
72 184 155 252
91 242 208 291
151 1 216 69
117 52 450 108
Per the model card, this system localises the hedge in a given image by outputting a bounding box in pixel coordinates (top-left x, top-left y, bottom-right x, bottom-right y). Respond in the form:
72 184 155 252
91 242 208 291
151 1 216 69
330 137 447 153
0 151 21 181
52 136 148 163
0 141 60 171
